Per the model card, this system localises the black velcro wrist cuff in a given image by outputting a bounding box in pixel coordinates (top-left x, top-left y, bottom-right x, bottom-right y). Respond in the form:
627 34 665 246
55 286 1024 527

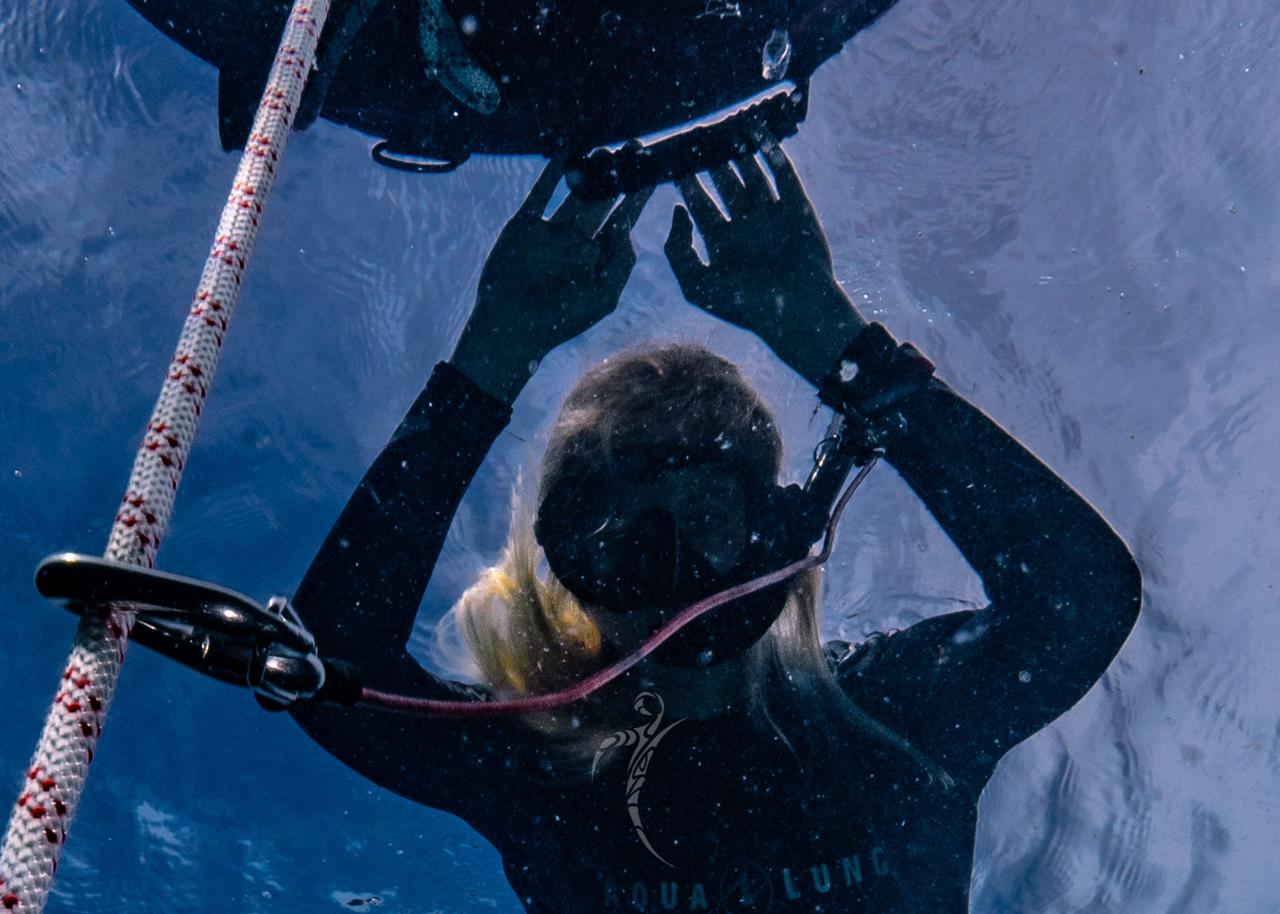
817 323 935 454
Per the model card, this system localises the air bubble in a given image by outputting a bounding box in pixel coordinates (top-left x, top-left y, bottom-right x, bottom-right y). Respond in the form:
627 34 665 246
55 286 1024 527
761 28 792 81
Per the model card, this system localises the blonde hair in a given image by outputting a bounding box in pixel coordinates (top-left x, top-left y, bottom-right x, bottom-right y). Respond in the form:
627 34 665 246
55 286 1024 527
434 345 946 784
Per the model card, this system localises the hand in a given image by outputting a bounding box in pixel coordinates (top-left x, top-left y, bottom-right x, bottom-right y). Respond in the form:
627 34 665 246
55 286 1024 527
664 144 864 387
452 159 654 403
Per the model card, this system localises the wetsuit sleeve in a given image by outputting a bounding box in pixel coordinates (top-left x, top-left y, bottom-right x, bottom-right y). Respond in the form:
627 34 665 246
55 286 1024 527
832 377 1142 788
287 361 524 835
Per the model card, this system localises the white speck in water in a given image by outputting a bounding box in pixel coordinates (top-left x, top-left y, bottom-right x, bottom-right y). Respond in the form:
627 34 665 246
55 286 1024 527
1018 670 1032 684
839 359 859 382
460 14 478 35
13 469 22 479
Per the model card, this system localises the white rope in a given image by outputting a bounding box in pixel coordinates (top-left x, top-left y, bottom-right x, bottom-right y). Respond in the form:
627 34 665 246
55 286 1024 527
0 1 332 909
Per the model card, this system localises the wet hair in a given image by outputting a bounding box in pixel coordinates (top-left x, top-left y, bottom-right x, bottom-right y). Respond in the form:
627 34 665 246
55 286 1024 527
538 343 783 507
434 344 947 787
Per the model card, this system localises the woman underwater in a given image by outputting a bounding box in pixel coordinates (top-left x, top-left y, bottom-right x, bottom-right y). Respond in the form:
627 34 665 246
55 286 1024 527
287 146 1143 913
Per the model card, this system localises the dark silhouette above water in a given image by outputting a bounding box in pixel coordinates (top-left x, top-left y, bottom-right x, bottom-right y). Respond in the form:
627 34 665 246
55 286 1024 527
124 0 901 165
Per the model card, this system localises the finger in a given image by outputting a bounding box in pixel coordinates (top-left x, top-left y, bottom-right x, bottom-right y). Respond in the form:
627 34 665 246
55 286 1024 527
611 183 656 231
708 164 747 216
664 205 708 283
551 191 618 235
761 143 810 207
677 176 727 230
518 156 567 220
598 183 655 249
733 153 775 203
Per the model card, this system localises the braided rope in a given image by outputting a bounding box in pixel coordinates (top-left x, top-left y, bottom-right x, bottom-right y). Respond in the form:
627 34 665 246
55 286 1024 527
0 1 331 909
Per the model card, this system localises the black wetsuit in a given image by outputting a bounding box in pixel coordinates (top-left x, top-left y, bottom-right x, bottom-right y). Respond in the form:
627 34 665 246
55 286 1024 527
289 361 1142 913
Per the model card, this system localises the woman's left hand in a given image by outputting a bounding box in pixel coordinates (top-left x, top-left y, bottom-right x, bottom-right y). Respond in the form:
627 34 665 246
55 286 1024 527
452 159 653 404
664 144 864 387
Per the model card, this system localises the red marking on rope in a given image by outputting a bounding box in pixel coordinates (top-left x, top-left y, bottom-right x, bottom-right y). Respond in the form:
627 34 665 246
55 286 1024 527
39 779 55 791
74 677 90 689
53 801 66 817
17 795 28 808
78 722 93 739
27 805 46 820
3 891 19 909
44 827 58 844
89 696 102 712
64 701 81 713
121 516 138 527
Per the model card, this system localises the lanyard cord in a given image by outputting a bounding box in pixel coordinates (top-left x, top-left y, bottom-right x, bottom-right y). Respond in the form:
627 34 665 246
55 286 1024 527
358 455 879 718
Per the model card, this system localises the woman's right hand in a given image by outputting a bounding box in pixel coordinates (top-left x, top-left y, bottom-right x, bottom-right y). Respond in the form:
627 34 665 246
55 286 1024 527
451 159 653 404
664 144 865 387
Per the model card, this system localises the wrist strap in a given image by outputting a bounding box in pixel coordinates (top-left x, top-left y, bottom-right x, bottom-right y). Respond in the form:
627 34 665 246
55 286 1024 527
817 323 935 457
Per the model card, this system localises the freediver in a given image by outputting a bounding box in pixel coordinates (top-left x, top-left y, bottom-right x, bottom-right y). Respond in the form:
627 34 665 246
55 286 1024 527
287 147 1142 912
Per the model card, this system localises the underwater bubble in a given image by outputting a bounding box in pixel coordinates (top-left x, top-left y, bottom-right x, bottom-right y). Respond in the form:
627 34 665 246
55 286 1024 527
762 28 792 81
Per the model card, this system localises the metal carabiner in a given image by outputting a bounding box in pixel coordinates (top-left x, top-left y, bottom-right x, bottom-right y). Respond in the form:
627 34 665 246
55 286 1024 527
35 554 327 709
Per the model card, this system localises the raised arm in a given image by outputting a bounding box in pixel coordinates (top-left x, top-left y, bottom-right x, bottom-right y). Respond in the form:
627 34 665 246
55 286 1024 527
827 368 1141 786
665 144 1141 788
290 161 652 825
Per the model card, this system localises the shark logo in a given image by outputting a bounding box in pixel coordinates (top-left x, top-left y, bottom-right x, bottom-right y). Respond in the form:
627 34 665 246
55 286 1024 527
592 691 686 868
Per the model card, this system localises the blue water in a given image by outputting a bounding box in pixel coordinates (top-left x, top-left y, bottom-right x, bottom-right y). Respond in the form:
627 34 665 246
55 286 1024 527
4 0 1280 911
